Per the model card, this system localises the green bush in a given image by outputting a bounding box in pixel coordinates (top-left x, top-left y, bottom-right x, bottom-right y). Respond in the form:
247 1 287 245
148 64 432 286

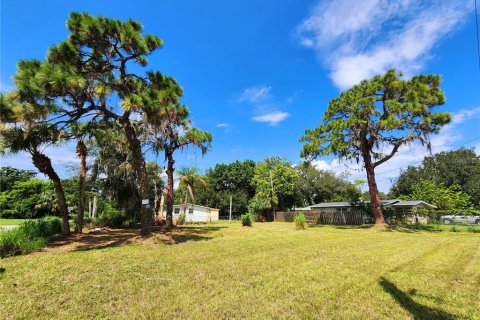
241 213 252 227
467 225 480 233
0 217 62 258
177 213 186 225
294 213 307 230
450 225 458 232
97 202 134 228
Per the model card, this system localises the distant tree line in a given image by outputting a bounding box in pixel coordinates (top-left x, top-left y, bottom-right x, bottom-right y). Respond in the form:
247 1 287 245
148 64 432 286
389 148 480 212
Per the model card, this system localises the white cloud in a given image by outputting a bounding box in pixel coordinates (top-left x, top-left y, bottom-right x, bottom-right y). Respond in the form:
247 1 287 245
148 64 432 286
216 123 229 128
296 1 470 90
0 141 80 179
237 86 272 103
236 85 290 126
252 111 290 126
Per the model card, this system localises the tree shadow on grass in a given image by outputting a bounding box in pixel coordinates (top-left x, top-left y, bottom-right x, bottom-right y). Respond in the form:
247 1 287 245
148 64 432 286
46 229 138 252
176 225 227 233
383 224 444 233
171 234 214 244
306 224 373 229
379 277 456 320
46 225 224 252
0 267 5 274
166 225 225 244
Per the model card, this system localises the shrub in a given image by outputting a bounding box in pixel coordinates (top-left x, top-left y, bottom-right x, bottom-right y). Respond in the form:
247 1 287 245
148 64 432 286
294 213 307 230
177 213 186 225
450 225 458 232
97 203 133 228
467 225 480 233
20 216 62 238
0 217 62 258
241 213 252 227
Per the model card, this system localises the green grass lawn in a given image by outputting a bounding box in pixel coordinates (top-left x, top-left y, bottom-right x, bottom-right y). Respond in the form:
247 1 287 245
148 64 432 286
1 222 479 319
0 218 27 226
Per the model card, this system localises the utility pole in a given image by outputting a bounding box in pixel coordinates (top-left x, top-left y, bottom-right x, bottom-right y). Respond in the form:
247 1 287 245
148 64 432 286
92 195 97 218
229 195 232 222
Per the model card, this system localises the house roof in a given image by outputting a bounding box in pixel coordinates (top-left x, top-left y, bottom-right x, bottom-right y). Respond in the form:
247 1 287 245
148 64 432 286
310 202 351 208
294 207 312 211
172 203 220 210
391 200 437 209
309 199 436 209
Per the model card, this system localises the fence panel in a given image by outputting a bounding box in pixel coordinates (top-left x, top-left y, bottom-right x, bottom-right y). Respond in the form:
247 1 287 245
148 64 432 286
276 210 363 225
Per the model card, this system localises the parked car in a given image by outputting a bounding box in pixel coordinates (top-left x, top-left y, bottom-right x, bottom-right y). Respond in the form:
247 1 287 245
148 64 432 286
440 214 480 225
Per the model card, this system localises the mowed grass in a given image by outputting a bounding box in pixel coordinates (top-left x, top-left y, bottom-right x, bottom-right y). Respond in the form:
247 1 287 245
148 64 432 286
0 219 27 226
1 223 479 319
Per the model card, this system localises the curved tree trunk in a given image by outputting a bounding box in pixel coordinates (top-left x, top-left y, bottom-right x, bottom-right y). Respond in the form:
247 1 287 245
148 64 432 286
121 119 151 236
364 156 385 225
32 151 70 235
165 152 175 229
75 140 87 234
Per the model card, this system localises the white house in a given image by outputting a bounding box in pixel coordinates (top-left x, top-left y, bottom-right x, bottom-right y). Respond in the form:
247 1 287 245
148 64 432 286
163 204 220 223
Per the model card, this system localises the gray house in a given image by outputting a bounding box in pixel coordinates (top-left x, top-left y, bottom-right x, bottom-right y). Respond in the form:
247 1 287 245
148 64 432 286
303 199 436 212
296 199 436 223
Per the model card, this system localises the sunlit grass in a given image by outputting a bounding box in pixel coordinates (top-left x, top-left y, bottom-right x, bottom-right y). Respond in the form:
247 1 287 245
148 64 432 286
0 219 27 226
1 222 479 319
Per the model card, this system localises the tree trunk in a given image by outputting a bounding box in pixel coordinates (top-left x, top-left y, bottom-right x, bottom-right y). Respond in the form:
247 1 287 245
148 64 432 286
32 151 70 235
75 141 87 234
364 160 385 225
158 190 165 219
184 189 188 215
165 152 175 229
121 119 151 236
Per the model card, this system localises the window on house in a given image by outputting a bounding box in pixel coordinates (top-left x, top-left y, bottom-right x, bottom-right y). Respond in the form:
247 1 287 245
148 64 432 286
189 208 194 214
174 208 180 214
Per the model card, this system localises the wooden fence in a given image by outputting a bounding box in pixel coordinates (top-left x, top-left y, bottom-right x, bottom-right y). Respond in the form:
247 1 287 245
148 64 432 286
276 210 364 225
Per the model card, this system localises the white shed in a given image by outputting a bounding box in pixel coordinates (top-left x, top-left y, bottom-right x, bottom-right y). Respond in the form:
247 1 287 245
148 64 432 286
163 204 220 223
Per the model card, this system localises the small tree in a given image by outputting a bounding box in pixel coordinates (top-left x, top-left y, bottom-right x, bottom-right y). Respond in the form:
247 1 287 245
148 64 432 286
252 157 299 219
402 180 474 213
301 70 451 225
0 125 71 234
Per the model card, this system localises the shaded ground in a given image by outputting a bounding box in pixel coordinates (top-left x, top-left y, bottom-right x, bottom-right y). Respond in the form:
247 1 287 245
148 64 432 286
42 224 227 253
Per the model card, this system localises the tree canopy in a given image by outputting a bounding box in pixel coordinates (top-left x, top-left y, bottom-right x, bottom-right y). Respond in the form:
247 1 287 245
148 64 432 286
294 163 360 207
390 148 480 208
252 157 299 215
301 69 451 224
401 180 475 213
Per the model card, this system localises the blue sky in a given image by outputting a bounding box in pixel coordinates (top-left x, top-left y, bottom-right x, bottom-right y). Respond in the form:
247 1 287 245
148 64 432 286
1 0 480 192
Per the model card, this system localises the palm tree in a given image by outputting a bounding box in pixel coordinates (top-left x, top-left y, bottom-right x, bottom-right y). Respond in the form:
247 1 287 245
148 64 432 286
176 166 206 215
0 124 71 235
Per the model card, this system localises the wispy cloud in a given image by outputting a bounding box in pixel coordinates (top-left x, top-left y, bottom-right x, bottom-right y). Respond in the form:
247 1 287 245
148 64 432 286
216 123 229 128
296 1 470 90
252 111 290 126
237 85 290 126
308 107 480 191
237 86 272 103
